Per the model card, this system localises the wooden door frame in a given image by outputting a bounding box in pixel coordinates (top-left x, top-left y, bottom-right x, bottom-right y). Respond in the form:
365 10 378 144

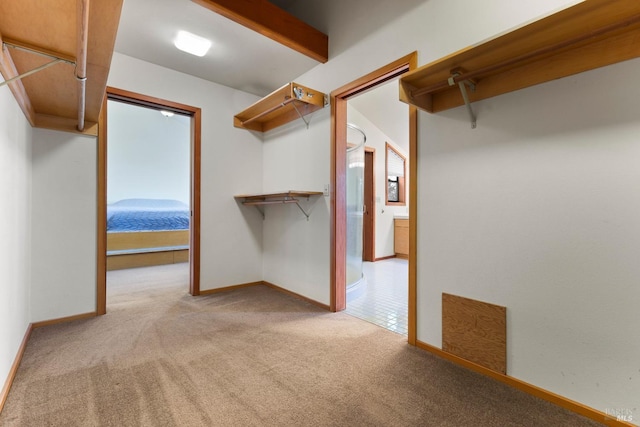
97 87 202 315
331 52 418 344
363 147 375 262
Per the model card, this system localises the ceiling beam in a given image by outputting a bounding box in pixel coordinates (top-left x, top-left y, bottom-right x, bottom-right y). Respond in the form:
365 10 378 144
191 0 328 63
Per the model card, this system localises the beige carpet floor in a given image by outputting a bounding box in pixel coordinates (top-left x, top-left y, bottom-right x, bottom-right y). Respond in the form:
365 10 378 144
0 263 602 426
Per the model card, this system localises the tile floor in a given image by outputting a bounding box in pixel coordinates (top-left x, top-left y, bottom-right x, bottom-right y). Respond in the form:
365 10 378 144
345 258 408 335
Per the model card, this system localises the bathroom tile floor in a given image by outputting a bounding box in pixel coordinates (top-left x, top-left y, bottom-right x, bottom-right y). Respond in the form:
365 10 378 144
345 258 408 335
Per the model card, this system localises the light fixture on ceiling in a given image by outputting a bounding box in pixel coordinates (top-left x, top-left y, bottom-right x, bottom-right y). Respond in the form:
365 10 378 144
174 30 211 57
160 110 174 117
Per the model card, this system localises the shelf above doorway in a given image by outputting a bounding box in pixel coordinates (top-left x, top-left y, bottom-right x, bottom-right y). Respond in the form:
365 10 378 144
235 191 323 220
234 82 327 132
399 0 640 128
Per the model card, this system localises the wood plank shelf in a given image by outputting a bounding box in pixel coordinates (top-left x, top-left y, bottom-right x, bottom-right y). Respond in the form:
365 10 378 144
235 191 323 220
234 82 327 132
399 0 640 127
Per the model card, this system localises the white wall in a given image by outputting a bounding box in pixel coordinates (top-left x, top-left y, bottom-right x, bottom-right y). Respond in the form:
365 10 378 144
30 129 97 322
348 106 408 259
274 0 637 419
107 100 191 205
418 58 640 420
108 53 264 290
0 81 32 393
261 112 331 304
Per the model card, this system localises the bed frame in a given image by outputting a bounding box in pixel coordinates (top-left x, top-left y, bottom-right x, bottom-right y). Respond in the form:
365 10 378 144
106 230 189 270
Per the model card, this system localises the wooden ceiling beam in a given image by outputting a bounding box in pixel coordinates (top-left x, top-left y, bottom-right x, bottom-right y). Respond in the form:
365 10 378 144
191 0 328 63
0 34 36 126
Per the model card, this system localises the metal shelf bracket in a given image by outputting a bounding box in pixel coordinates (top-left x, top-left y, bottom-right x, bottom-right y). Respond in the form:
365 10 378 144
0 42 75 89
448 72 477 129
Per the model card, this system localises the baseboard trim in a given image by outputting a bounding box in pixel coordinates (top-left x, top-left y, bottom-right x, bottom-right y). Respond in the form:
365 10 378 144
374 255 396 261
415 340 633 427
0 323 32 414
199 281 265 295
199 281 330 311
32 312 97 329
262 281 331 311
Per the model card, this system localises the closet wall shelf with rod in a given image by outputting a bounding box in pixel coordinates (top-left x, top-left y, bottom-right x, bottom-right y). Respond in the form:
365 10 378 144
235 191 323 220
234 82 328 132
399 0 640 128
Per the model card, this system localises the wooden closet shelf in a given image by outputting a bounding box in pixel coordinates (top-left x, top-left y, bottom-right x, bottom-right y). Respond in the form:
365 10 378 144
235 191 323 220
399 0 640 120
234 82 327 132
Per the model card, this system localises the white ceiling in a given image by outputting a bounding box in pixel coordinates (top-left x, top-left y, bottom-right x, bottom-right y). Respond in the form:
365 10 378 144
114 0 407 148
349 79 410 154
114 0 321 96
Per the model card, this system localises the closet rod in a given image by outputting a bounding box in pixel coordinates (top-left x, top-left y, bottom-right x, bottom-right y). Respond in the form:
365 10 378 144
76 0 90 132
241 97 295 126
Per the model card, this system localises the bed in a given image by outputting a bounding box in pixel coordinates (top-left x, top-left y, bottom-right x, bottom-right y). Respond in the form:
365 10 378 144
106 198 190 270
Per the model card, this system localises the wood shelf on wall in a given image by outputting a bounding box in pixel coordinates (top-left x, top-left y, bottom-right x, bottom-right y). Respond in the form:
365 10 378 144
235 191 323 220
234 82 327 132
399 0 640 125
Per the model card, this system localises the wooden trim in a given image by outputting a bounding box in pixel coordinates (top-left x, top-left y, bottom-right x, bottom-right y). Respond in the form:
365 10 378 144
415 340 633 427
199 281 265 295
106 250 188 271
191 0 328 63
32 312 97 328
106 87 201 114
363 149 375 262
374 255 396 262
330 93 346 312
33 114 98 136
331 52 418 346
97 94 107 315
0 324 32 414
97 87 202 309
407 86 418 346
190 107 202 296
263 281 331 311
199 281 330 310
0 34 36 126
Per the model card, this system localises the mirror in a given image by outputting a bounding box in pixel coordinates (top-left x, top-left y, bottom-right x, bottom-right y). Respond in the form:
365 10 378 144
386 142 406 205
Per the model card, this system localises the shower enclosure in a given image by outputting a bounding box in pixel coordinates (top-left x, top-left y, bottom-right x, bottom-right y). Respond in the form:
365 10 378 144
346 123 366 300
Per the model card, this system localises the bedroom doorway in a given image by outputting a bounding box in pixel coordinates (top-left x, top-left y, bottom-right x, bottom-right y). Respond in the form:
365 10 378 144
97 87 202 314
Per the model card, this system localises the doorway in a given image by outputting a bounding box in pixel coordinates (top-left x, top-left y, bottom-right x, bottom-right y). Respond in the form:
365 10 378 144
97 87 202 315
331 52 418 344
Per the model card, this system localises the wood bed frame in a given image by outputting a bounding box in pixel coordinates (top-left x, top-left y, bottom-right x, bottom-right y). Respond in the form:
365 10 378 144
106 230 189 270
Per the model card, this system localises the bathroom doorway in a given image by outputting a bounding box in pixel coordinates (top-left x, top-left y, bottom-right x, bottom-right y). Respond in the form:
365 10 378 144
344 79 410 335
330 52 418 344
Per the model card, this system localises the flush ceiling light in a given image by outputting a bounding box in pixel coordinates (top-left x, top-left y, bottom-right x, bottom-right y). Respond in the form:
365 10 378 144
174 30 211 57
160 110 174 117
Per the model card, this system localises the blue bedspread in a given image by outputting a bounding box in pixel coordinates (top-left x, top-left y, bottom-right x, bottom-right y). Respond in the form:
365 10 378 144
107 199 189 232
